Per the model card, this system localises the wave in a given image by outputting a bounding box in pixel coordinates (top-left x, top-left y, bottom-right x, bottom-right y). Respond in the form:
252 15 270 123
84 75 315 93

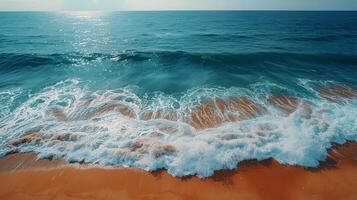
0 53 71 72
281 35 338 42
0 79 356 177
191 33 253 40
280 34 357 42
1 51 357 72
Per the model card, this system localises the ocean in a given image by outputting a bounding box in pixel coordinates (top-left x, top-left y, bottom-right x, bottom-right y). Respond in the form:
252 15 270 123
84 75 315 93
0 11 356 177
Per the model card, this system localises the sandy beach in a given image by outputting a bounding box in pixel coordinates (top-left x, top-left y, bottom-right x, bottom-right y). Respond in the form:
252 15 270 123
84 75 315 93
1 86 356 200
0 9 357 200
0 142 357 200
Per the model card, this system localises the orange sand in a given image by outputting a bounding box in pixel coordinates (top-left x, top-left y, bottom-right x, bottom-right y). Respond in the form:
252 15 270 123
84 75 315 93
2 85 357 199
1 143 357 200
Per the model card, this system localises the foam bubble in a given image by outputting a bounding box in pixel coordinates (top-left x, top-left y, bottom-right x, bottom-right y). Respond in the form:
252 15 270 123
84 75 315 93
0 79 356 178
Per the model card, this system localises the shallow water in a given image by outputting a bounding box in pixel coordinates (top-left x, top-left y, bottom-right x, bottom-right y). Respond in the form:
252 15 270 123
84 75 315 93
0 11 357 177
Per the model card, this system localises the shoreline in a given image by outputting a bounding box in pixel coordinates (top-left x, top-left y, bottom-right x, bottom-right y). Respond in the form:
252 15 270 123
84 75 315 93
1 142 357 200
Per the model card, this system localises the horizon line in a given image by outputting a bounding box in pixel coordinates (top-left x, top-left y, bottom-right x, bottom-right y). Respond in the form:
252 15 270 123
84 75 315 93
0 9 356 12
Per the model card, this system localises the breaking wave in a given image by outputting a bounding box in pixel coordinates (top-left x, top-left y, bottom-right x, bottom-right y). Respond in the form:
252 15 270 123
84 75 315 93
0 79 356 178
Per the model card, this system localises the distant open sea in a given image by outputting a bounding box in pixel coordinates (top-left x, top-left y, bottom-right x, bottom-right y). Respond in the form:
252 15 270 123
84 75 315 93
0 11 356 177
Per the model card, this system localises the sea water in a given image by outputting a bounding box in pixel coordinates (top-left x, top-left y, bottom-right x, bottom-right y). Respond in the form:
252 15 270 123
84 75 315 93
0 11 357 177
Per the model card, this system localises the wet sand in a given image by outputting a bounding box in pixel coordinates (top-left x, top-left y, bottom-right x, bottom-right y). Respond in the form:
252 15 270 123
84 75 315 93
1 143 357 200
1 85 357 199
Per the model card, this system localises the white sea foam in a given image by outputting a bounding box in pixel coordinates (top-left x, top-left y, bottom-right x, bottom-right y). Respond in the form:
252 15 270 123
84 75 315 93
0 79 356 178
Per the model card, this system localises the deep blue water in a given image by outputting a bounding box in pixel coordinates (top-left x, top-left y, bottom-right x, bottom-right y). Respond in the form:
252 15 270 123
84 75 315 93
0 12 357 177
1 11 357 94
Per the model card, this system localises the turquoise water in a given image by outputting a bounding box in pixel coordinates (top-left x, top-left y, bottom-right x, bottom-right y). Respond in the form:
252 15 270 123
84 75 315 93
0 11 357 177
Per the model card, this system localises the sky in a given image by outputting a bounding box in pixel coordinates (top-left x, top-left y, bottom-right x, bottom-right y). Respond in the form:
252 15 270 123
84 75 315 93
0 0 356 11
